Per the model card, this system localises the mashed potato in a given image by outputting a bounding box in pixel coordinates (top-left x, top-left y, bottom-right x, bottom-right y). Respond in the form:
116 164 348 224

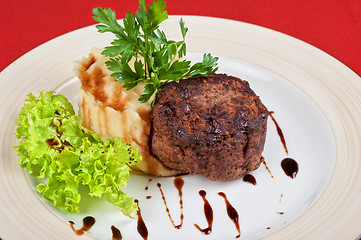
75 49 183 176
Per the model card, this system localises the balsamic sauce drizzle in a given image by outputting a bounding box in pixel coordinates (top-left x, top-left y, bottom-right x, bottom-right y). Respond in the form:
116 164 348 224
111 225 122 240
194 190 213 235
243 174 257 185
134 199 148 240
46 118 74 153
174 177 185 229
261 157 274 179
281 158 299 179
269 111 300 180
46 138 63 153
157 176 184 229
69 216 95 235
218 192 241 238
268 111 288 155
66 109 302 239
145 178 152 191
145 178 152 199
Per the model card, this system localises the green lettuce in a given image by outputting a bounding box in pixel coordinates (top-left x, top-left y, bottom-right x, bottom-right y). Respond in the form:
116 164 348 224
15 91 140 216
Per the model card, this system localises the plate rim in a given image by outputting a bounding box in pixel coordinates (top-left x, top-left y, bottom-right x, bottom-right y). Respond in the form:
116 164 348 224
1 15 361 239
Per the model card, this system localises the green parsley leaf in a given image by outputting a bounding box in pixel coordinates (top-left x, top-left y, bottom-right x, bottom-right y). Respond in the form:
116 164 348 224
93 0 219 106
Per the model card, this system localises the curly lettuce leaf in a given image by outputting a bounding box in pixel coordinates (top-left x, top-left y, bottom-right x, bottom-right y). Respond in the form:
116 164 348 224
15 91 140 216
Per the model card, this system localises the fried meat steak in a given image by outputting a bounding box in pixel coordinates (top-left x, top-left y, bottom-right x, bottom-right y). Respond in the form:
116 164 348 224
150 73 268 180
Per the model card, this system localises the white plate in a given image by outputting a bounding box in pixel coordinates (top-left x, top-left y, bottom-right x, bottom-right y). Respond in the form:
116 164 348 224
0 16 360 240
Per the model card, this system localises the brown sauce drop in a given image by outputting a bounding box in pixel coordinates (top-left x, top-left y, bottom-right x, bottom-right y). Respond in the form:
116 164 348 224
269 111 288 155
63 140 72 147
174 176 184 228
111 225 122 240
52 145 64 153
46 138 58 146
243 174 257 185
46 123 73 153
69 216 95 235
194 190 213 235
157 177 184 229
261 157 274 179
281 158 299 179
145 178 152 199
267 226 271 230
46 138 64 153
134 199 148 240
55 126 62 138
277 211 284 215
145 178 152 191
218 192 241 238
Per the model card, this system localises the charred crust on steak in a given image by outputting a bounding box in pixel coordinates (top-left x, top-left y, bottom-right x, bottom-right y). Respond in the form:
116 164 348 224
150 73 268 180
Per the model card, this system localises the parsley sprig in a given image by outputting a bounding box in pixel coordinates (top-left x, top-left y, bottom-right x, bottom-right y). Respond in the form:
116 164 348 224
92 0 218 106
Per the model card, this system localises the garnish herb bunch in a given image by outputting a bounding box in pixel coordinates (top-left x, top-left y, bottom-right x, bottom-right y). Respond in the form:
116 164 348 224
93 0 218 106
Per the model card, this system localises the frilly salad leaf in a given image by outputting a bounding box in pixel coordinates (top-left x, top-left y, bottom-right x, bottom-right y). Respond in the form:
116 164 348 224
15 91 140 216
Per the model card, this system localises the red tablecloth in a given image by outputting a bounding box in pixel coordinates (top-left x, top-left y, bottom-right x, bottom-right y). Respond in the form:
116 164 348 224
1 0 360 76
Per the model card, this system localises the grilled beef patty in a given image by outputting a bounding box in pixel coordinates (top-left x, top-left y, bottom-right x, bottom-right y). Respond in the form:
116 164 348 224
150 73 268 180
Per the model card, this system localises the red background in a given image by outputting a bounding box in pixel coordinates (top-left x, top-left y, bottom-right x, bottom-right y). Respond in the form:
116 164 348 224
1 0 360 75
